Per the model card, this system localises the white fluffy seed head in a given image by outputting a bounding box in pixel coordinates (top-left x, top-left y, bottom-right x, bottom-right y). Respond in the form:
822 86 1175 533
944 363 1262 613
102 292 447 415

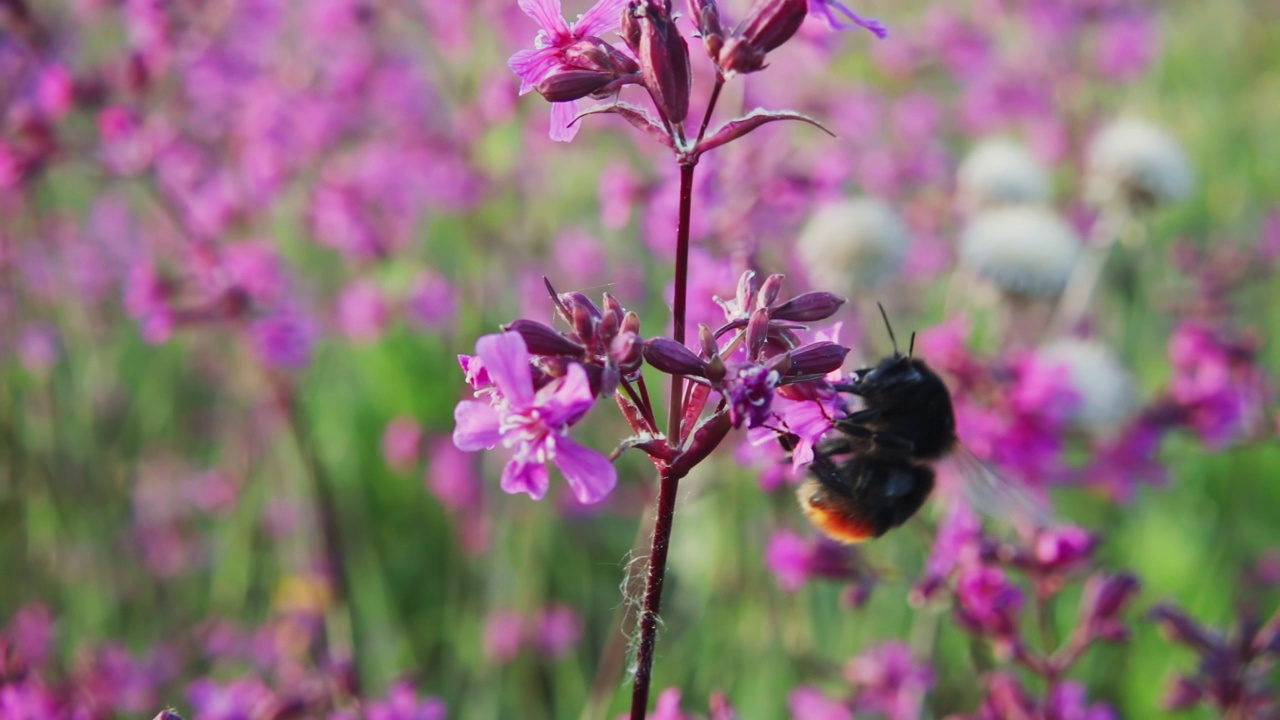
957 138 1053 213
1037 338 1136 434
960 206 1081 298
796 197 909 295
1085 118 1194 212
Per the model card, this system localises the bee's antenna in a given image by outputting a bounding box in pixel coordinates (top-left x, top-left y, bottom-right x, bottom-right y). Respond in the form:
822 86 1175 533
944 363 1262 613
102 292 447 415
876 302 900 356
908 332 916 358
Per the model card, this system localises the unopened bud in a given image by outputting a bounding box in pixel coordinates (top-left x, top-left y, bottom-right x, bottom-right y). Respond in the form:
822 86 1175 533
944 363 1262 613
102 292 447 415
1160 676 1203 711
718 0 807 75
734 270 759 312
745 307 770 359
572 302 596 344
602 292 626 324
536 69 621 103
611 330 644 376
698 324 719 359
629 0 692 124
770 291 847 322
503 319 587 356
622 311 641 335
1082 572 1140 622
785 341 849 377
596 304 620 344
153 711 184 720
687 0 725 59
756 273 784 309
643 337 710 377
1148 603 1221 653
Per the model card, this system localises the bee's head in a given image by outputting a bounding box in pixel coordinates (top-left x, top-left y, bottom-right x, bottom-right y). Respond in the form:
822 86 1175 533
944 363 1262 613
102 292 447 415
848 355 928 399
844 303 930 399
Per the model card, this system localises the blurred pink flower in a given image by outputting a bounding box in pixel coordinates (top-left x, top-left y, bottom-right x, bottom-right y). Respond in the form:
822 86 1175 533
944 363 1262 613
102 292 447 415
483 611 526 665
845 642 934 720
36 64 76 119
425 437 483 511
382 417 424 472
251 311 316 369
1095 14 1158 81
788 686 853 720
532 604 583 657
406 271 458 333
335 280 390 343
365 681 448 720
17 325 59 372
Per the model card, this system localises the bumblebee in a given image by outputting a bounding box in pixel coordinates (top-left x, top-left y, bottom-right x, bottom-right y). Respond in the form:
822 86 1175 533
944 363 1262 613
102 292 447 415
790 306 959 543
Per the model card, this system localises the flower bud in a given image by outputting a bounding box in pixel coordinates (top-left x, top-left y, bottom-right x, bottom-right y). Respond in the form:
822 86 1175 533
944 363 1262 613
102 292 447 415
596 303 620 344
717 0 807 75
643 337 709 377
622 310 641 336
503 319 587 356
611 330 644 377
572 302 597 345
784 341 849 377
628 0 691 125
770 291 847 322
1081 571 1140 623
745 307 770 359
1148 603 1222 653
1160 676 1203 711
687 0 725 59
536 69 622 103
698 323 719 358
756 273 785 309
153 712 184 720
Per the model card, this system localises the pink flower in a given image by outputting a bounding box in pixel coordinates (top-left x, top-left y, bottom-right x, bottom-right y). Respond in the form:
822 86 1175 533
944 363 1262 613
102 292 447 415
406 271 458 333
845 642 934 720
335 280 390 343
425 437 483 511
788 686 853 720
507 0 630 142
365 681 448 720
382 417 424 472
483 611 526 665
453 332 616 504
532 604 583 657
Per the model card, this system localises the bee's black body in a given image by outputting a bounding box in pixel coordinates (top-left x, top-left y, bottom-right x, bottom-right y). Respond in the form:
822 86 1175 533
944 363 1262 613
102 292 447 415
792 311 959 543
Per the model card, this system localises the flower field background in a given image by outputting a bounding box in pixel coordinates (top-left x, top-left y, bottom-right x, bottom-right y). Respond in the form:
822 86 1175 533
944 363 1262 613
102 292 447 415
1 0 1279 718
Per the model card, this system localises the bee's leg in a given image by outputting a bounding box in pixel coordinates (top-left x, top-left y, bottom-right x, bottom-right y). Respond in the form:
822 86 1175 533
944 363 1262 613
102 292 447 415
831 420 916 455
835 408 882 426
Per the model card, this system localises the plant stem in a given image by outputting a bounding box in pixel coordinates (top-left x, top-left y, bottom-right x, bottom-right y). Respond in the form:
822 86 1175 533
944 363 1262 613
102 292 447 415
628 467 683 720
629 159 697 719
269 373 364 693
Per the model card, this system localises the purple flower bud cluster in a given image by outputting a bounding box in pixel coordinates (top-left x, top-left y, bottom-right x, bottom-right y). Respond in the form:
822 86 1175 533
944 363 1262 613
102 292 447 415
1150 601 1280 716
908 514 1141 717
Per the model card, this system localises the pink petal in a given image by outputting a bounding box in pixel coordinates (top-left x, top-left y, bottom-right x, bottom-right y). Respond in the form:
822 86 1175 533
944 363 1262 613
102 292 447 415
573 0 628 37
507 47 560 95
518 0 569 36
501 456 550 500
476 332 535 408
552 435 616 504
538 363 596 427
453 400 503 451
549 101 582 143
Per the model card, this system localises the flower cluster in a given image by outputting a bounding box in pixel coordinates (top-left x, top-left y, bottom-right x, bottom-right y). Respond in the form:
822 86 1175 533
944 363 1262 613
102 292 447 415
1151 600 1280 716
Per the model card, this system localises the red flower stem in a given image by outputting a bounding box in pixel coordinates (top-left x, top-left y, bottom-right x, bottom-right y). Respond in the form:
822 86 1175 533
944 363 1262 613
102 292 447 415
628 467 682 720
629 159 697 719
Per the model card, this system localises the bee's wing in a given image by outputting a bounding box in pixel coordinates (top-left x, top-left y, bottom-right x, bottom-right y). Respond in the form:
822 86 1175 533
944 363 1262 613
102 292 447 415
937 445 1054 533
